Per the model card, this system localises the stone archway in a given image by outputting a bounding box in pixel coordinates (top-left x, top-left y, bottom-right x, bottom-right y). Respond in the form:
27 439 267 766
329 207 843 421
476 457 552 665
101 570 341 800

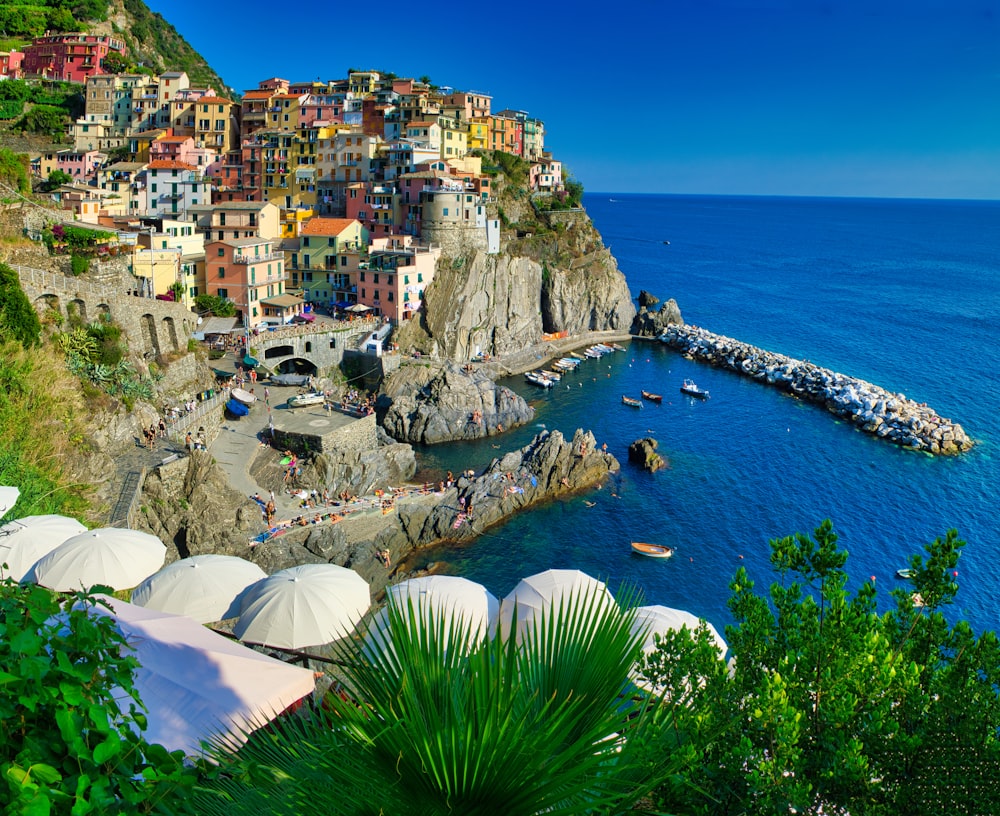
68 298 88 323
162 316 179 351
140 313 161 357
276 357 317 375
96 303 111 321
264 344 294 360
35 293 60 318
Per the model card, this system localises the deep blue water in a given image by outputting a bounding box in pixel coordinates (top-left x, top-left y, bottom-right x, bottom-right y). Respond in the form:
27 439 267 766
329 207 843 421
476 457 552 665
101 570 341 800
413 194 1000 636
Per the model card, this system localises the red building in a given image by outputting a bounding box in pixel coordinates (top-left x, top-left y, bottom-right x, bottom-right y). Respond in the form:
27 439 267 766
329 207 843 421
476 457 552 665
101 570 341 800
21 34 126 83
0 50 24 79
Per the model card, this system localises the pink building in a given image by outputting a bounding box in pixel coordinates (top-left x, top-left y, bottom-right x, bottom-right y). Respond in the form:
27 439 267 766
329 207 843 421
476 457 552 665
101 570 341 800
205 236 290 328
0 50 24 79
357 235 440 324
21 34 126 83
55 149 106 182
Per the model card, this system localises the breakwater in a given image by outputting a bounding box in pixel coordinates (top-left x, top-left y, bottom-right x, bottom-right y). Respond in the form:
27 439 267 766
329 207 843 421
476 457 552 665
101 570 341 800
659 324 974 455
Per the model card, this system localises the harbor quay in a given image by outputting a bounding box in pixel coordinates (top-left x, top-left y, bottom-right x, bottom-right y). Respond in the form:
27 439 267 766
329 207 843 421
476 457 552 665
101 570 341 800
658 324 974 455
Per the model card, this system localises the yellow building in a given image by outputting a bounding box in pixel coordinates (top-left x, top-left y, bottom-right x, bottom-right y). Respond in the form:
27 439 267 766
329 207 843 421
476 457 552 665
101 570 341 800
439 115 468 159
468 117 489 152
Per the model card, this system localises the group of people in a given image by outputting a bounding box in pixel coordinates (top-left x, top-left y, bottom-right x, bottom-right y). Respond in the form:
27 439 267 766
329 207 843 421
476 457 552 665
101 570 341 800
140 419 167 449
184 428 207 451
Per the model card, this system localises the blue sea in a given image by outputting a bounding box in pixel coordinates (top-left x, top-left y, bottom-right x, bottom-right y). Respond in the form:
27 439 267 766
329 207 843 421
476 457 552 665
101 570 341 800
414 194 1000 636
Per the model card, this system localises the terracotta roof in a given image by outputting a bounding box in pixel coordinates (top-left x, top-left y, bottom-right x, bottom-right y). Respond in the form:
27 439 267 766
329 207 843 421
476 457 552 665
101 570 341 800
198 96 231 104
148 160 197 171
242 90 273 100
301 217 359 236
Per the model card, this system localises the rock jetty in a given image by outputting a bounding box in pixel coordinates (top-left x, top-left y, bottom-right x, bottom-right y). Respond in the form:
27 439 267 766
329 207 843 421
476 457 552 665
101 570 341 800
660 324 974 455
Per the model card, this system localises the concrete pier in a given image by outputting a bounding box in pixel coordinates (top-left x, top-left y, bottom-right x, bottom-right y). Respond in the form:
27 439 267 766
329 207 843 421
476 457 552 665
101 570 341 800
659 324 974 455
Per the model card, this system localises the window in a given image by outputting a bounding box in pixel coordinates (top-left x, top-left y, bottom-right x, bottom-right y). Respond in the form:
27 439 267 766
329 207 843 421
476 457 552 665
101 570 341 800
388 291 393 301
217 268 225 278
217 247 224 256
305 341 312 352
373 274 379 284
360 272 365 282
217 288 227 298
443 208 449 216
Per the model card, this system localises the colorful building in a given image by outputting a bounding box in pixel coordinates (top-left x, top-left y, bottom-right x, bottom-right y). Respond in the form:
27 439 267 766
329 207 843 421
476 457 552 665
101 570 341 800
204 236 289 328
21 34 126 83
290 216 366 292
358 236 440 324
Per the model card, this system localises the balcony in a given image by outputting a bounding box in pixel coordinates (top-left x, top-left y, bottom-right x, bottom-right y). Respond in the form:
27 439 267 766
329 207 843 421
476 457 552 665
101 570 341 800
234 251 283 264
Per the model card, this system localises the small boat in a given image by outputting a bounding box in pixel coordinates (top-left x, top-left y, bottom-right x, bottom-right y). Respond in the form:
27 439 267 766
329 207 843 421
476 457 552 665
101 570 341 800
622 395 643 408
663 240 670 245
525 372 554 388
680 379 710 399
231 387 257 405
243 354 260 368
631 541 674 559
641 390 663 403
225 398 250 417
286 391 326 408
895 568 916 580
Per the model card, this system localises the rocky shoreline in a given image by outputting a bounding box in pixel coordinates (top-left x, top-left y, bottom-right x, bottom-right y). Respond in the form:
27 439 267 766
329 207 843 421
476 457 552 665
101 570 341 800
659 324 974 455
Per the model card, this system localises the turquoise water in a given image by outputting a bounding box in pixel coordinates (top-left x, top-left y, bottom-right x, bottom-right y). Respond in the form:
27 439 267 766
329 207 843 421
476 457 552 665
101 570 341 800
413 195 1000 635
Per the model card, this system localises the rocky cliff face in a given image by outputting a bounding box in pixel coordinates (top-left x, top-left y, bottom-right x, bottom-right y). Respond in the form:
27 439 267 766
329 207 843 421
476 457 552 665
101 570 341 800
395 184 635 362
378 360 534 444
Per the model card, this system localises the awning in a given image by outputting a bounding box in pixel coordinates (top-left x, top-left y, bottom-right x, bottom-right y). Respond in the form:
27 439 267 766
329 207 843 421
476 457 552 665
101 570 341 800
334 300 353 309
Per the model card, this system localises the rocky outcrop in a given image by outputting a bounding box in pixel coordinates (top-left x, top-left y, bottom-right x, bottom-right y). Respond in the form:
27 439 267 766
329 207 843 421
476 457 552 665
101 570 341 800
628 437 666 472
135 452 264 562
394 214 635 363
395 428 618 546
661 324 975 455
631 294 683 337
378 360 533 444
249 428 417 499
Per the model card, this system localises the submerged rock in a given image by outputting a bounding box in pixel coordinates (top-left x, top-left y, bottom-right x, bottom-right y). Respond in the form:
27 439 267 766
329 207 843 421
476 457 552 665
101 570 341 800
628 437 666 472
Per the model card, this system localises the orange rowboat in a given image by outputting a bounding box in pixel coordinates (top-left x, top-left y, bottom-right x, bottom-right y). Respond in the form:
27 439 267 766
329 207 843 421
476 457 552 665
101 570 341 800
631 542 674 559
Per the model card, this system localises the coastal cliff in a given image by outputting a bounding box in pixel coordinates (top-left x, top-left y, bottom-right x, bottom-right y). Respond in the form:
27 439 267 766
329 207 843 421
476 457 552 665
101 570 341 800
395 164 635 362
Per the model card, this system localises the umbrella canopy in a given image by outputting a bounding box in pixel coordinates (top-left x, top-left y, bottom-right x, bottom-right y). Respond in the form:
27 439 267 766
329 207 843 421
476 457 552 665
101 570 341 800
131 555 267 624
0 514 88 582
498 568 618 643
30 527 166 592
84 595 315 756
0 485 19 517
346 303 371 312
365 575 499 657
235 563 370 650
631 605 727 659
629 604 728 693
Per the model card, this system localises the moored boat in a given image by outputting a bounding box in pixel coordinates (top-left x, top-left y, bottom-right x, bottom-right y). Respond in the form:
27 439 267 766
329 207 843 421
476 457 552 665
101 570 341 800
631 541 674 559
539 369 561 381
622 395 643 408
231 387 257 405
641 390 663 403
225 398 250 417
895 568 916 580
525 371 554 388
680 379 710 399
243 354 259 368
286 391 326 408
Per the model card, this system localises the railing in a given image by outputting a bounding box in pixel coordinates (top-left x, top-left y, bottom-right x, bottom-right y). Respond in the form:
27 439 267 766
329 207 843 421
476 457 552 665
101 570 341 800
233 252 283 264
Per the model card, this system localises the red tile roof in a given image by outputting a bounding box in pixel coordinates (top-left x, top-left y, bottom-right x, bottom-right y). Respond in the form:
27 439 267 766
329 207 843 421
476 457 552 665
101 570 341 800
148 160 197 171
301 217 359 236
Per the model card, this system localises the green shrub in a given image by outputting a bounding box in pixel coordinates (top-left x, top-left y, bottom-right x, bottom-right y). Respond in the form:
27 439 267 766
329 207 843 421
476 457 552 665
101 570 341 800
0 263 41 348
70 252 90 276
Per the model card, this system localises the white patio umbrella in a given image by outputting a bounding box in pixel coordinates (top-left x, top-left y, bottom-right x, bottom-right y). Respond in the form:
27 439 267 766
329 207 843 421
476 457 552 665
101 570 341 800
0 485 19 517
629 604 728 693
83 595 316 756
498 568 618 643
0 514 88 582
365 575 499 657
631 605 727 659
235 563 370 650
131 555 267 624
30 527 166 592
346 303 371 312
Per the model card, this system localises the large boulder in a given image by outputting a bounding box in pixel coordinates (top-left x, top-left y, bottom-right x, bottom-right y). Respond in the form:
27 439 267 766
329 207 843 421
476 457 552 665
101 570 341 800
628 437 666 472
379 360 533 444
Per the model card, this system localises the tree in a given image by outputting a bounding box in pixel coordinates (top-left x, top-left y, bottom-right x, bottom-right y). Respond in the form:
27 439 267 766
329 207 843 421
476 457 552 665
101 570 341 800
644 521 1000 815
0 582 197 814
43 169 74 191
15 104 68 138
0 148 31 195
197 586 682 815
101 51 131 74
0 263 41 348
194 293 236 317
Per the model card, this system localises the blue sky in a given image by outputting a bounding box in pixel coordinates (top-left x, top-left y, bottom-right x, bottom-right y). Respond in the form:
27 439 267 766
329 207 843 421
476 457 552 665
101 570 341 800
145 0 1000 199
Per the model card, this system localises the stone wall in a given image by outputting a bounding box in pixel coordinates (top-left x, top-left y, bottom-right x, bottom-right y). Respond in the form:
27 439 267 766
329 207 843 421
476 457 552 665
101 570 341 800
271 413 377 457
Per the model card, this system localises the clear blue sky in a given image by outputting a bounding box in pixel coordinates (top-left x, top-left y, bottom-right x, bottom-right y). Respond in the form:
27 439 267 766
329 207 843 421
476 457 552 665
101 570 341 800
145 0 1000 199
